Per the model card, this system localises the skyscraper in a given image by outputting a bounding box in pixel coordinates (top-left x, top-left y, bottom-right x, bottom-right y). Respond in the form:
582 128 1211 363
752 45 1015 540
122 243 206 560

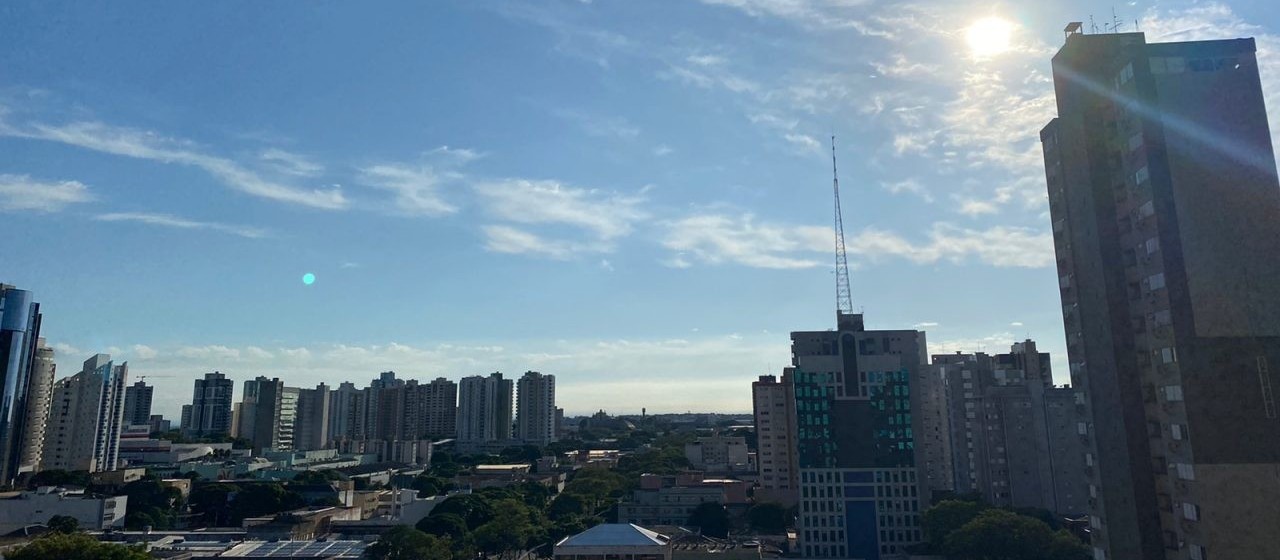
248 377 298 453
327 381 362 444
752 369 799 507
457 372 513 445
936 340 1089 516
295 383 331 451
792 313 932 559
0 285 42 483
1042 29 1280 560
516 371 556 446
419 377 457 440
41 354 127 472
186 372 234 437
19 339 55 473
122 380 154 428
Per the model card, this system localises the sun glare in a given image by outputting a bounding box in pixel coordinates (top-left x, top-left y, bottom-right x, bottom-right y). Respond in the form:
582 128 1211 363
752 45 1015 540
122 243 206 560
966 17 1014 57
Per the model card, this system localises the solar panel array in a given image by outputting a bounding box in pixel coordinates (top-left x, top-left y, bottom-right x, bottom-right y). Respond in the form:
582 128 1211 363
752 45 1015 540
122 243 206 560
237 540 367 558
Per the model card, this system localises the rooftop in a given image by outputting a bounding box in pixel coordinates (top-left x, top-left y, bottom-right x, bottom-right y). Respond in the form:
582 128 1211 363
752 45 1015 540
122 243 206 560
557 523 669 548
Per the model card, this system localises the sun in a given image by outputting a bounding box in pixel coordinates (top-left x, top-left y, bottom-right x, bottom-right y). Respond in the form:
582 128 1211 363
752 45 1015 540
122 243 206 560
966 17 1014 57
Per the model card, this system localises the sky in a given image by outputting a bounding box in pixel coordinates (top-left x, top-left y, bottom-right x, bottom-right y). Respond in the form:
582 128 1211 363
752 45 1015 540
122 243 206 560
2 0 1278 418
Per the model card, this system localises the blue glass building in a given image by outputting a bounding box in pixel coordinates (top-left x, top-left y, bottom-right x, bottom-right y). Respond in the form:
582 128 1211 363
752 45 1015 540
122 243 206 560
0 285 42 484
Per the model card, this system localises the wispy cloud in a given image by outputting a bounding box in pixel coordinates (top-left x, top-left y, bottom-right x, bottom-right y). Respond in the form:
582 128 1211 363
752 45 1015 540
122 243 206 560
0 119 347 209
850 223 1052 268
661 213 830 269
94 212 270 239
359 164 460 217
0 174 93 212
473 178 648 258
554 109 640 140
259 148 324 177
698 0 890 36
492 2 634 68
881 179 934 203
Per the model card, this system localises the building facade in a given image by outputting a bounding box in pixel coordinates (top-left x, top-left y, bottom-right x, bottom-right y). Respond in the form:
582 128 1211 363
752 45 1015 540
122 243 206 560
1042 30 1280 560
936 340 1089 516
18 339 55 475
418 377 457 439
516 371 556 446
41 354 128 472
122 380 154 428
186 372 234 437
685 435 750 473
295 383 331 451
0 285 43 483
457 372 513 444
752 370 799 507
792 313 933 559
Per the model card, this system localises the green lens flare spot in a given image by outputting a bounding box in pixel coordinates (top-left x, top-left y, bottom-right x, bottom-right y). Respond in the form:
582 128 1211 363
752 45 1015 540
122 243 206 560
302 273 316 285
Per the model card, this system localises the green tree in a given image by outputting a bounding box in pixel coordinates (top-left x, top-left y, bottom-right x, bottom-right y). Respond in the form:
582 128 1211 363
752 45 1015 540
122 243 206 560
547 492 587 519
416 512 467 540
28 469 92 489
46 515 80 534
121 477 183 530
189 483 236 526
922 499 986 552
747 502 788 534
471 499 535 555
364 526 451 560
6 532 150 560
687 502 730 538
499 445 542 464
409 474 450 496
430 494 495 530
291 470 342 485
945 509 1084 560
229 483 306 523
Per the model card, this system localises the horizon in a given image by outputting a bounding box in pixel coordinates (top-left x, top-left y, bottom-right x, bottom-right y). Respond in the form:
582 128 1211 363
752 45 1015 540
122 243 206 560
3 0 1278 420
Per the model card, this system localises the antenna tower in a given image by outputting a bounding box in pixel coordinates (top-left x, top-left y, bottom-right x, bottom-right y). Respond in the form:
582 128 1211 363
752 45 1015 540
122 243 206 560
831 136 853 315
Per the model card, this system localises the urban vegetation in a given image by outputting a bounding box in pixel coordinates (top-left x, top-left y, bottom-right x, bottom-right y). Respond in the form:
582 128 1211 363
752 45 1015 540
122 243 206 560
916 498 1089 560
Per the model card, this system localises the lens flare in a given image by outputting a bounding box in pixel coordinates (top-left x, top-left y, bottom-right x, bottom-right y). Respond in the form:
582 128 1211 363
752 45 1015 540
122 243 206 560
302 273 316 285
966 17 1014 57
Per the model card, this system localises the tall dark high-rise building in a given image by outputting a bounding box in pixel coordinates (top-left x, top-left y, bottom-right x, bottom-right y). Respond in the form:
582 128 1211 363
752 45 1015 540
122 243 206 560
122 380 154 428
295 383 330 451
0 285 43 483
1042 29 1280 560
186 372 234 437
792 312 937 559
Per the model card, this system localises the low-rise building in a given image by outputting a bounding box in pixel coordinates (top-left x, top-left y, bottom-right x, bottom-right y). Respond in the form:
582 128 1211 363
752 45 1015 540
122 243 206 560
618 473 749 527
0 487 127 533
685 436 752 474
554 523 672 560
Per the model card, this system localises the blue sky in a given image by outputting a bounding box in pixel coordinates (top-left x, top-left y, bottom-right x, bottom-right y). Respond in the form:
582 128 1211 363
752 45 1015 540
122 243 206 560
2 0 1277 417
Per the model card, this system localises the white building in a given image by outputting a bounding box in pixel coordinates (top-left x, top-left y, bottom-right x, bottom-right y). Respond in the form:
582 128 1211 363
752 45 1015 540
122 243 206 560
41 354 127 473
753 370 799 507
0 487 127 533
457 373 513 444
684 435 750 473
516 371 557 446
18 339 55 473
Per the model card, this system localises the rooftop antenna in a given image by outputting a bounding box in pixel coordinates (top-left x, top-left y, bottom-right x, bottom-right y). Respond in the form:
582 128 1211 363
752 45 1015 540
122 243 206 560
831 136 853 316
1112 8 1125 33
1089 16 1098 34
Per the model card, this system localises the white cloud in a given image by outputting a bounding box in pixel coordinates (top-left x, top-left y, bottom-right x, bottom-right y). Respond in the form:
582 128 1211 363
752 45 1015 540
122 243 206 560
930 332 1017 356
881 179 934 203
1 119 347 209
652 144 674 157
554 109 640 140
130 344 159 360
661 213 830 269
913 322 939 328
95 212 269 239
850 223 1053 268
359 163 459 216
473 179 648 258
0 174 93 212
259 148 324 177
956 199 998 216
699 0 889 36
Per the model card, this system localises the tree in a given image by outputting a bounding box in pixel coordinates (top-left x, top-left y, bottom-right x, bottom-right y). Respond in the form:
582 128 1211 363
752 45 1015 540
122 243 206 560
6 532 150 560
229 483 306 523
409 474 451 497
121 478 183 530
945 509 1077 560
28 469 92 489
687 502 730 539
429 494 495 530
922 499 985 552
189 483 237 526
291 470 342 485
471 499 535 556
46 515 79 534
747 502 788 534
416 512 467 540
547 492 587 519
365 526 451 560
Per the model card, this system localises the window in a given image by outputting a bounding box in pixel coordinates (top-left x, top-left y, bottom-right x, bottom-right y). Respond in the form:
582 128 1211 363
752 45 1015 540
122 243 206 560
1159 347 1178 364
1162 384 1183 401
1134 166 1150 186
1189 544 1207 560
1182 502 1200 520
1118 62 1134 85
1171 423 1188 440
1147 273 1166 291
1137 200 1155 218
1175 463 1196 480
1145 237 1160 255
1127 133 1143 152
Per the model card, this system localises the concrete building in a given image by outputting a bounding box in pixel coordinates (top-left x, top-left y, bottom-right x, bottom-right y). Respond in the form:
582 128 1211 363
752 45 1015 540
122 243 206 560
916 362 954 498
295 383 331 451
457 372 513 444
0 487 127 533
327 382 363 444
122 379 154 428
617 473 749 527
18 339 55 475
418 377 457 439
685 436 750 473
791 313 933 559
936 340 1089 516
247 377 299 453
41 354 128 473
516 371 557 446
0 285 43 484
1041 29 1280 560
752 371 799 507
235 376 268 442
186 372 234 437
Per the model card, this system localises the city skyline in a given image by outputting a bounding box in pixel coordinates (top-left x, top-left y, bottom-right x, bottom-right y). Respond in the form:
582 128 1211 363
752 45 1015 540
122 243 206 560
4 1 1280 420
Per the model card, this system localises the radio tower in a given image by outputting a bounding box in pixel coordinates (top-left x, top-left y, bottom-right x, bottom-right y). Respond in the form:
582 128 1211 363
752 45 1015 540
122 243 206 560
831 136 853 315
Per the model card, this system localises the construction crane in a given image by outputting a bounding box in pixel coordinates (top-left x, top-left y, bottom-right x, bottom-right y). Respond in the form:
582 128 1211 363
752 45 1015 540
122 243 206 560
831 135 854 316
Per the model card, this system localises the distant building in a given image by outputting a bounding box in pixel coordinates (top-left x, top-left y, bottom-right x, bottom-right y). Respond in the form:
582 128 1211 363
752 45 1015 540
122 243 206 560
752 371 799 507
792 313 933 559
937 340 1089 515
295 383 331 451
122 380 154 428
0 487 127 533
516 371 557 446
685 436 750 473
41 354 128 473
18 339 55 474
327 382 363 444
0 285 45 483
617 473 749 527
418 377 458 439
186 372 234 437
1042 29 1280 560
457 373 513 444
554 524 672 560
248 378 299 453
